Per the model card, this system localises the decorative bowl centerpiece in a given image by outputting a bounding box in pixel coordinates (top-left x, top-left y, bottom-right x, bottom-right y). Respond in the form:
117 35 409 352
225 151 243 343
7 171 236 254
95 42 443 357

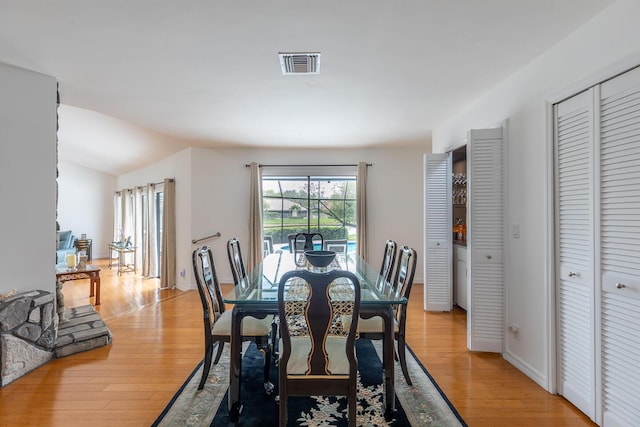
304 250 336 268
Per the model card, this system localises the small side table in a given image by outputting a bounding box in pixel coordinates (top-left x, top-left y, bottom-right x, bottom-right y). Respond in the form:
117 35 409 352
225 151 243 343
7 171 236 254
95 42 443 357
107 243 136 275
55 265 101 305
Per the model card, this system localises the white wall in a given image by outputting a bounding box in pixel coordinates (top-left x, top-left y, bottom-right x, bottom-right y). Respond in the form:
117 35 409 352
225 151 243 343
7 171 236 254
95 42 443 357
57 160 117 259
0 62 57 294
432 0 640 391
119 145 426 290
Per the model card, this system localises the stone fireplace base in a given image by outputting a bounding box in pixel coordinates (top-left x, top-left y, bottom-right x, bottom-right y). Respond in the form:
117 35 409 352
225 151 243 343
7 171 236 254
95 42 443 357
1 290 57 386
0 290 111 387
55 305 111 358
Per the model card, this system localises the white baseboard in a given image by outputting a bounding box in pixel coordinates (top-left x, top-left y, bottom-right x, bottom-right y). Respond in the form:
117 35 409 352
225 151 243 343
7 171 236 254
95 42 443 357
503 349 550 392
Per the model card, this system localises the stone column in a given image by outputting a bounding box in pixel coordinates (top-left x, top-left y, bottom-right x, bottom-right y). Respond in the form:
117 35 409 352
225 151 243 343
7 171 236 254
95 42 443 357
55 280 65 323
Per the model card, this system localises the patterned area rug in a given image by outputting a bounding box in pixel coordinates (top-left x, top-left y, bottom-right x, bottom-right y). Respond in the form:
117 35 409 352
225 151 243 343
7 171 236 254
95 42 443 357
153 339 466 426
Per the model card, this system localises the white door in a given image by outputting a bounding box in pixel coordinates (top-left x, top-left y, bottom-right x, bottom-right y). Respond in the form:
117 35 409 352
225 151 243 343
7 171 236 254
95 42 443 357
554 89 596 420
467 128 505 353
599 66 640 427
423 153 452 311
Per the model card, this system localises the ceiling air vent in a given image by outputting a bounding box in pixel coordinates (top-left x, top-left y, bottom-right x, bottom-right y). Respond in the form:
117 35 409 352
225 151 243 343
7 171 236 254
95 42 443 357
279 52 321 75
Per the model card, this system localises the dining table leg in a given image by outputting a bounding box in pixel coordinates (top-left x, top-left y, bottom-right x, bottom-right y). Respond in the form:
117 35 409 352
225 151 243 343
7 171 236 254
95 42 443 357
360 305 396 420
228 306 243 421
380 305 396 420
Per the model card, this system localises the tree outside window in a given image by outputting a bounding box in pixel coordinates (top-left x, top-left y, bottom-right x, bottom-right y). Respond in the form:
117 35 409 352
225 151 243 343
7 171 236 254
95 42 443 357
262 176 357 249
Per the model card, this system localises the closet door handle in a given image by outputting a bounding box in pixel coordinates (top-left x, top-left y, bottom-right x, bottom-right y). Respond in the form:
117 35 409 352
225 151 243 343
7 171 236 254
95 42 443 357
616 282 627 289
486 255 492 260
568 272 577 277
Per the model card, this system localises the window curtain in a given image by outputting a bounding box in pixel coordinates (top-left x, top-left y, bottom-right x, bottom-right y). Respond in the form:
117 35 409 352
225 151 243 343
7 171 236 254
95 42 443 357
111 189 136 269
122 189 134 242
247 162 263 271
357 162 368 261
160 178 176 289
113 192 122 242
133 187 144 271
143 183 158 278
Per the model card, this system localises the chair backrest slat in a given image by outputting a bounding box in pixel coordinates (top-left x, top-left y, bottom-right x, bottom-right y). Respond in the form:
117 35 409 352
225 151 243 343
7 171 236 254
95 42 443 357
393 246 417 322
227 238 248 288
378 240 397 289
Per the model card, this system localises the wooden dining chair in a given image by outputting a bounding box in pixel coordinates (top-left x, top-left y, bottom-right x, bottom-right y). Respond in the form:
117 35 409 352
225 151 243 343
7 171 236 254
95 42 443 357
277 269 361 427
378 240 397 290
227 237 279 359
292 232 324 261
192 246 274 393
287 232 323 252
358 246 417 385
297 232 324 250
324 238 348 256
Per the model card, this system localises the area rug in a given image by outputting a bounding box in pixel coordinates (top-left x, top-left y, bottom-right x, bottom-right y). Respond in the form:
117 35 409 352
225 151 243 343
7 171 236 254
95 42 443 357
153 339 466 426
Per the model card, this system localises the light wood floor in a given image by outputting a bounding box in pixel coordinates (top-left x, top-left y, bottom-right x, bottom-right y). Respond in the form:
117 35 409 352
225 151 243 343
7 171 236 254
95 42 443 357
0 259 595 426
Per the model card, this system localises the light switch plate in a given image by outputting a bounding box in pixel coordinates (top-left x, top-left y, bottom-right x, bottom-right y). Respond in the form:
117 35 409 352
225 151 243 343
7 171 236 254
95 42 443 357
512 223 520 239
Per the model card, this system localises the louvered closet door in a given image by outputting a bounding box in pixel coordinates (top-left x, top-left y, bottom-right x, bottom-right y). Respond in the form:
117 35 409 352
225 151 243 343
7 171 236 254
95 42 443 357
554 89 596 420
467 128 504 352
599 66 640 427
423 153 452 311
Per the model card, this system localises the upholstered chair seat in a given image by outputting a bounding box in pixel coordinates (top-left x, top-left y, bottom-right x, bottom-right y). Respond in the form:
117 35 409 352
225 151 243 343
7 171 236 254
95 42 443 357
280 336 354 375
212 310 272 336
356 316 399 334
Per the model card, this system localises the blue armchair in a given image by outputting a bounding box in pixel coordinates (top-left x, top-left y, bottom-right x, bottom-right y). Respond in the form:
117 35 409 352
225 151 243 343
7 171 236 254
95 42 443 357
57 230 76 264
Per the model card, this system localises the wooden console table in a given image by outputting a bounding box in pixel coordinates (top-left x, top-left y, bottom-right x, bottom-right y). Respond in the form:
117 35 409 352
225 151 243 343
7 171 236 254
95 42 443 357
55 265 101 305
107 243 136 275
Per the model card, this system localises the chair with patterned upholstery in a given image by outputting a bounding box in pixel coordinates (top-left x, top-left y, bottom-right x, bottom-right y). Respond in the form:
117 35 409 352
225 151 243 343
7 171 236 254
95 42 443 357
192 246 273 393
358 246 417 385
277 269 361 427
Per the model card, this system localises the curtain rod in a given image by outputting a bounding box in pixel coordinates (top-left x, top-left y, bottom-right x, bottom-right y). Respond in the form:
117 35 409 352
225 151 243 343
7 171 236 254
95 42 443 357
115 178 174 193
244 163 372 168
147 178 174 186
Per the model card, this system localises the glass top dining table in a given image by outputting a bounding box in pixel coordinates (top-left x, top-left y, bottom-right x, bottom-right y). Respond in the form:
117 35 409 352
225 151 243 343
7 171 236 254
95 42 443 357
224 251 407 306
223 251 404 422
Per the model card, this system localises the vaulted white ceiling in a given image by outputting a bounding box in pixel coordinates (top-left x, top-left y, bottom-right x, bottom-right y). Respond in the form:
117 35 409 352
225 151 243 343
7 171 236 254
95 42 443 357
0 0 613 175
